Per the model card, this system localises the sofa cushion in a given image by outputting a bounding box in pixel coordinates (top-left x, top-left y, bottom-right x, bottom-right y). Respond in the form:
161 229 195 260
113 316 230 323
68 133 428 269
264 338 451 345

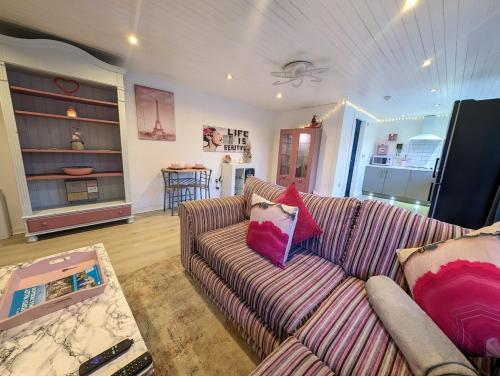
341 199 467 286
274 182 323 245
249 337 334 376
196 221 346 339
296 277 412 376
247 193 299 267
190 254 280 358
397 222 500 357
244 177 360 263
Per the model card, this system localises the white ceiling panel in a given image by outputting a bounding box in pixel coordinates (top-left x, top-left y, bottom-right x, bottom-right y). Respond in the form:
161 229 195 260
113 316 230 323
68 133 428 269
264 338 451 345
0 0 499 116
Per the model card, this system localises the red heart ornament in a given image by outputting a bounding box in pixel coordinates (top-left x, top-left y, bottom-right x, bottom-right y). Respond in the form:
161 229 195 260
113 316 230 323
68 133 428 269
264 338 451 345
54 77 80 96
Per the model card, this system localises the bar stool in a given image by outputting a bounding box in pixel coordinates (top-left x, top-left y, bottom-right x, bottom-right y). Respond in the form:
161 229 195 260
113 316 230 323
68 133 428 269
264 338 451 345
162 170 193 215
193 169 212 199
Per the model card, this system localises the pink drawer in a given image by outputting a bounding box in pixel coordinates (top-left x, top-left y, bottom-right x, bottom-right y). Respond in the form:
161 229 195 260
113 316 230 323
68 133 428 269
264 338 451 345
27 205 131 233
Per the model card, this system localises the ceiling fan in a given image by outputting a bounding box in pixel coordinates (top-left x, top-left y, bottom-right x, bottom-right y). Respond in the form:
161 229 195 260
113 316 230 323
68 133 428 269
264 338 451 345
271 60 328 88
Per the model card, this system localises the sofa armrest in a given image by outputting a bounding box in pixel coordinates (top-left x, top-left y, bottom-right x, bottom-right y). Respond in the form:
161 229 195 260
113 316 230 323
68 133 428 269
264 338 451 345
366 276 477 376
179 196 246 273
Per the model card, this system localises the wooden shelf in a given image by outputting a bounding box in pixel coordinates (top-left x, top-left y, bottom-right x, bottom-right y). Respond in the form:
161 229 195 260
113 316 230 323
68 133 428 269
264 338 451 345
10 85 118 107
26 172 124 181
15 110 120 125
22 148 122 154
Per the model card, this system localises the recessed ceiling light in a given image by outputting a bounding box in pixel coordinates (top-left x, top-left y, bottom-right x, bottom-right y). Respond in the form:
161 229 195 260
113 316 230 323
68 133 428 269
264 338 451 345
430 88 438 93
422 58 432 68
226 74 233 80
276 93 283 99
434 104 441 108
128 34 138 45
403 0 418 11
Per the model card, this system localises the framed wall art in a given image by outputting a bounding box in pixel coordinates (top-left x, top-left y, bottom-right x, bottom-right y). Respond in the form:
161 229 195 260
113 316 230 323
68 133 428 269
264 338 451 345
203 126 249 152
134 84 175 141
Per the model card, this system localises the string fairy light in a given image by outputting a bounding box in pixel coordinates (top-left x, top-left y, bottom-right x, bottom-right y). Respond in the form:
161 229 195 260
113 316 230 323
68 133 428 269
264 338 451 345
377 113 450 123
296 99 449 127
297 99 380 127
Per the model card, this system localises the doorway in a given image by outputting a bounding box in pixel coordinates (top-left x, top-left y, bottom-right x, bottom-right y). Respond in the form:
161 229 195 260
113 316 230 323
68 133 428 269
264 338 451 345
344 119 362 197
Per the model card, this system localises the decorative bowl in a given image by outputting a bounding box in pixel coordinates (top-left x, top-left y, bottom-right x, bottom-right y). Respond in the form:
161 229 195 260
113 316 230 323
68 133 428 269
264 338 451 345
62 166 93 176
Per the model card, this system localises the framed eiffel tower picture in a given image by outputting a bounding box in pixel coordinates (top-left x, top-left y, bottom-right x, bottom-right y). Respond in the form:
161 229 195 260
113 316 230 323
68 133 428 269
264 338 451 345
134 84 176 141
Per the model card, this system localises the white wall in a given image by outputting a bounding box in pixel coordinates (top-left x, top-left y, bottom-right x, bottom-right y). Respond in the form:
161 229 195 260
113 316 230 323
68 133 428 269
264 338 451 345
330 105 378 197
0 71 276 234
369 115 449 158
270 103 346 196
270 102 384 197
125 71 275 213
373 119 423 157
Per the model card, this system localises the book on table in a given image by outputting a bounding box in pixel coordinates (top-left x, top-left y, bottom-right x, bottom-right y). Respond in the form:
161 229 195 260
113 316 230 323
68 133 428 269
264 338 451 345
9 265 102 317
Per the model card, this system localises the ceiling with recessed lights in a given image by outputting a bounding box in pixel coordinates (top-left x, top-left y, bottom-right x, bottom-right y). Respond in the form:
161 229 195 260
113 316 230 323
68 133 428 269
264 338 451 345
1 0 500 116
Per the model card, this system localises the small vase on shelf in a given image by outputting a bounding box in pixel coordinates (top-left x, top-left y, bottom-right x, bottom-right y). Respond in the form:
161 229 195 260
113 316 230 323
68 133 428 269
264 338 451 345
71 129 84 150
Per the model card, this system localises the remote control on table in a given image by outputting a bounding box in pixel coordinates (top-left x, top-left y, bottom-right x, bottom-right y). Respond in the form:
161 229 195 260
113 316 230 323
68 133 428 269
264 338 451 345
111 352 153 376
79 338 134 376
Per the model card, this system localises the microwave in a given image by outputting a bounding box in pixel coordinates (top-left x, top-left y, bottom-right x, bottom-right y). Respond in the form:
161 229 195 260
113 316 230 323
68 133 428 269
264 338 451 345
371 155 393 166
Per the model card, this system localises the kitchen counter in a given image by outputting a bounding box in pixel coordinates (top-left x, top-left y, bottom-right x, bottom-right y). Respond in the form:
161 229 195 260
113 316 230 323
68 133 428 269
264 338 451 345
363 165 434 203
368 164 434 172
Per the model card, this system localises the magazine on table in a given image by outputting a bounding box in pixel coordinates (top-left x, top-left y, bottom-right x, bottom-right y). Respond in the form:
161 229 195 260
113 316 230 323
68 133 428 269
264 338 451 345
8 264 102 317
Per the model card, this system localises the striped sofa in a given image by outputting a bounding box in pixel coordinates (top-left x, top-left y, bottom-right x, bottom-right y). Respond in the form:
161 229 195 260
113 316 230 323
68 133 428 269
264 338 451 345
179 177 493 375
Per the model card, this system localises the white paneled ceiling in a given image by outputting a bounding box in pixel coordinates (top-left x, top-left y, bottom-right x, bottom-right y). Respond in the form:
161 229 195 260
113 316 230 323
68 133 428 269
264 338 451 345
1 0 500 115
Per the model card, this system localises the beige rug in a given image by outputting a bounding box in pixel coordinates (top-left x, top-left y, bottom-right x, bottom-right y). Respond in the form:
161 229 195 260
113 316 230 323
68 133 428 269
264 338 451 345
119 256 260 376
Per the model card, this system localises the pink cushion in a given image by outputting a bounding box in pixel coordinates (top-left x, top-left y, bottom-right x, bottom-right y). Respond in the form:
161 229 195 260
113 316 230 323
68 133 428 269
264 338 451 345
397 222 500 357
274 183 322 245
246 193 298 267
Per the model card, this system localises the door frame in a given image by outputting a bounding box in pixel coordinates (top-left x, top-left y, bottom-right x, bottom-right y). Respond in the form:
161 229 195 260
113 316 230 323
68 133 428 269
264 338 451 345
344 119 363 197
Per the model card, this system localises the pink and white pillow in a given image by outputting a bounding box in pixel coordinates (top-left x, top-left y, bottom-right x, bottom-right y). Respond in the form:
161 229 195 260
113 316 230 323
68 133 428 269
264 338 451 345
246 193 298 267
397 222 500 357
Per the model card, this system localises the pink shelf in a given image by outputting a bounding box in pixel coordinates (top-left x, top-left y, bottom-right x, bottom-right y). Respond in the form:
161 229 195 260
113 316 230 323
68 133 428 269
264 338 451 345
10 85 118 107
21 148 122 154
15 110 120 125
26 172 124 181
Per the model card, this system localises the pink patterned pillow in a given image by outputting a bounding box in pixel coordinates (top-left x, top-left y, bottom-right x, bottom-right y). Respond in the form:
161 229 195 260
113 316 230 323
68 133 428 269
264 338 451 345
246 193 298 267
397 222 500 357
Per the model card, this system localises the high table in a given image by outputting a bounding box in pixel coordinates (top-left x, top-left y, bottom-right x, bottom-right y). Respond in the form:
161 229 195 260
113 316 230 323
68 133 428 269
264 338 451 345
0 243 153 376
161 168 211 215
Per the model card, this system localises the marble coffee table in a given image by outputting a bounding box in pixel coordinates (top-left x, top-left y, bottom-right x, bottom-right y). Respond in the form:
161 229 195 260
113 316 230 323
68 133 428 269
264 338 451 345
0 243 153 376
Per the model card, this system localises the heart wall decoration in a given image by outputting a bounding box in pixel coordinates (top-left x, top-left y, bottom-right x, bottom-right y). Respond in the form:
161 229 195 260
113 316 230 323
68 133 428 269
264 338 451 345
54 77 80 96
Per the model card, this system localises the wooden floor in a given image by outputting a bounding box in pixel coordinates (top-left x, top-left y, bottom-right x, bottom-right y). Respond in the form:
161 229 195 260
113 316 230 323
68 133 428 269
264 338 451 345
0 211 180 276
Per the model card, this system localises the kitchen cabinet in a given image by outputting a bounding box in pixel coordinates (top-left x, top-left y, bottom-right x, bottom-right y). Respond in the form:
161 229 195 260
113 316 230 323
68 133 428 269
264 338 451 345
276 127 321 193
362 166 385 193
405 170 433 201
362 166 433 202
382 169 410 197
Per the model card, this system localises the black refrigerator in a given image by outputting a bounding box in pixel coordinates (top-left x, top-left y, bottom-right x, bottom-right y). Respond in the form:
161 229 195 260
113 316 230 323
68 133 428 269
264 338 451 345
429 98 500 229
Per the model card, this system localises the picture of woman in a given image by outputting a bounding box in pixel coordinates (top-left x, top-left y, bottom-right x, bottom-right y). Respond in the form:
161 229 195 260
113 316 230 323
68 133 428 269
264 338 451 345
203 126 223 152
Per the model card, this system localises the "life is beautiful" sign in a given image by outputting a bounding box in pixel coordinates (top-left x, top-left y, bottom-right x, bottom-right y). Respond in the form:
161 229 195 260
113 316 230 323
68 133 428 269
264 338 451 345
203 126 249 152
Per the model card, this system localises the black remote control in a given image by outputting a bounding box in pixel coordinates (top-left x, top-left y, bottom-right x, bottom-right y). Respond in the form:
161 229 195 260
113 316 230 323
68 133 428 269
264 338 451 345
79 338 134 376
111 352 153 376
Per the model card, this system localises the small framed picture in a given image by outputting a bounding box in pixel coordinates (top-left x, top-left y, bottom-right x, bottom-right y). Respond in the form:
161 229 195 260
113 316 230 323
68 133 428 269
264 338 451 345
377 143 389 155
388 133 398 141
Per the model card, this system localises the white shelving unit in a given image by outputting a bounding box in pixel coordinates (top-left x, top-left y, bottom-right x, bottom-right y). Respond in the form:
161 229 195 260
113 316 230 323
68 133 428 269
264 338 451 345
221 163 255 196
0 35 133 242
